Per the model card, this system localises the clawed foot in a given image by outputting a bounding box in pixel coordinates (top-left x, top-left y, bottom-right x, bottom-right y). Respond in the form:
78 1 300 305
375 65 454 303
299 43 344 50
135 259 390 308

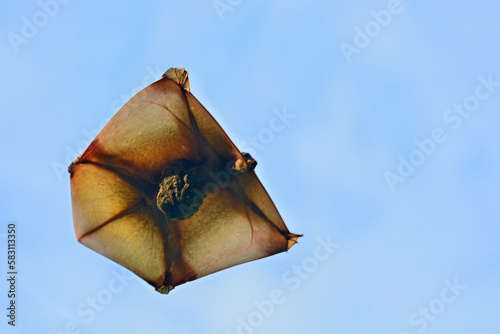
163 67 190 92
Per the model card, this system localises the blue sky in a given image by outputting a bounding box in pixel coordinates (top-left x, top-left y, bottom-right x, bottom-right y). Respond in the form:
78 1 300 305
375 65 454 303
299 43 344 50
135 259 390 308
1 1 499 333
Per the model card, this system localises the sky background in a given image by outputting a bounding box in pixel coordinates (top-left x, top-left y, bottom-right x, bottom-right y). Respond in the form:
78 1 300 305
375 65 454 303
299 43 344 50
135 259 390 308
1 1 500 333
